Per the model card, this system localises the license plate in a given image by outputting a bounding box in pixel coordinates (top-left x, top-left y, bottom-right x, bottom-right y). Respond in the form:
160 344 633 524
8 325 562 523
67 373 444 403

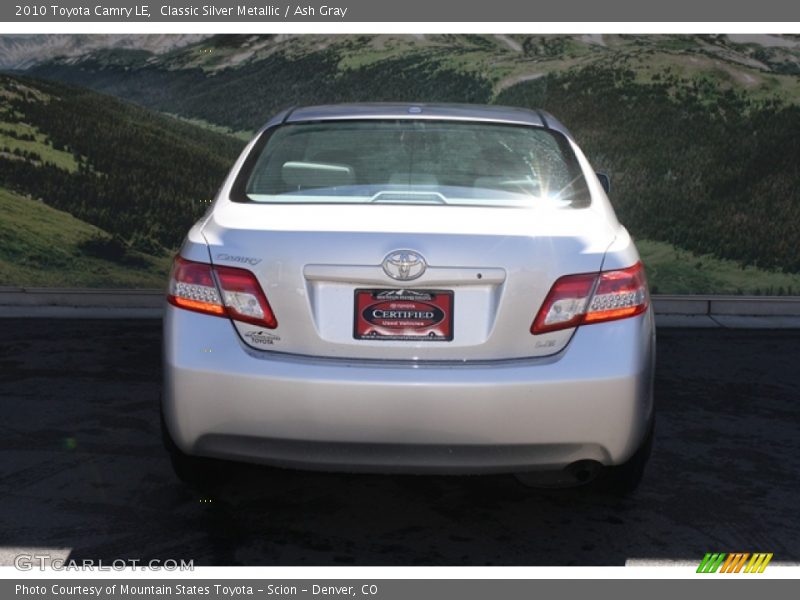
354 289 454 341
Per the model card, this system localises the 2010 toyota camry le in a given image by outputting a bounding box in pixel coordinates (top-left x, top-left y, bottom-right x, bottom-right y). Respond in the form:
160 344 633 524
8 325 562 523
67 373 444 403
161 102 655 494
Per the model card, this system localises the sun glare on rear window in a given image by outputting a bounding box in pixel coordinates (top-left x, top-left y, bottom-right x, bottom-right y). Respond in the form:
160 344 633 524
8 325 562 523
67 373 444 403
232 120 590 208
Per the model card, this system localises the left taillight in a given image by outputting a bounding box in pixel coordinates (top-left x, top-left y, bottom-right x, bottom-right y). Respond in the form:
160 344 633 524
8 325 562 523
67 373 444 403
531 261 648 335
167 256 278 329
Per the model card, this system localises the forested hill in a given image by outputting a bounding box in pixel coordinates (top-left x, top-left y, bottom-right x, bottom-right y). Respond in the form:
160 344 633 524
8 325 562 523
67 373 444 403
510 68 800 273
24 34 800 133
20 34 800 272
0 74 244 252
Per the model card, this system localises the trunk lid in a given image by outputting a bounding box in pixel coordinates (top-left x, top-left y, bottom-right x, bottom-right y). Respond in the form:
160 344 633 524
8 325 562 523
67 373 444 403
202 203 615 361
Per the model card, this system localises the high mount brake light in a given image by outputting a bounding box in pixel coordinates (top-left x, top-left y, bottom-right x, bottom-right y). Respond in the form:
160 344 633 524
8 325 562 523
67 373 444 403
531 262 648 335
167 256 278 329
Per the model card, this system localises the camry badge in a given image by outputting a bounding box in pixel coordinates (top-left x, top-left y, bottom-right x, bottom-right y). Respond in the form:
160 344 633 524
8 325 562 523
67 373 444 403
382 250 426 281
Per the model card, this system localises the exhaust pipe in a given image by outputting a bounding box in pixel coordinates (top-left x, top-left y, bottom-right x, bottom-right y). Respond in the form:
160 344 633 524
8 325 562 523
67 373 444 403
515 460 604 489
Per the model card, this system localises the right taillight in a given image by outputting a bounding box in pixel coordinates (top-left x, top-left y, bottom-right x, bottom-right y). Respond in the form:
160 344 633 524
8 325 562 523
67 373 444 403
167 256 278 329
531 261 648 335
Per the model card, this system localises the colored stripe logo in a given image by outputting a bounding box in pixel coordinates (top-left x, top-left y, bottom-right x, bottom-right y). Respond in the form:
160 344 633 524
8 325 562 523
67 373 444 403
697 553 773 573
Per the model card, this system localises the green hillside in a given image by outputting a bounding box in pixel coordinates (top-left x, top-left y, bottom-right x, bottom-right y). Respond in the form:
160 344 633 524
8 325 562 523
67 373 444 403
0 74 244 253
4 35 800 291
501 67 800 273
637 239 800 295
0 186 169 287
22 34 800 277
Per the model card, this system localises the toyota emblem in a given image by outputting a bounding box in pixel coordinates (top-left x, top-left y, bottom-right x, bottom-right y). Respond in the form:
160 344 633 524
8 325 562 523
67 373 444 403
382 250 426 281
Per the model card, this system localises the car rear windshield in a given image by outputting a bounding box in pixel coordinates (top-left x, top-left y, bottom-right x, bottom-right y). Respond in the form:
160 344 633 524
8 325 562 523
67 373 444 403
232 119 590 208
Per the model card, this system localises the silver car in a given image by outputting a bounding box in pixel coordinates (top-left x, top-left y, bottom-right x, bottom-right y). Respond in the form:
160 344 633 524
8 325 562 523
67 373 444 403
161 103 655 493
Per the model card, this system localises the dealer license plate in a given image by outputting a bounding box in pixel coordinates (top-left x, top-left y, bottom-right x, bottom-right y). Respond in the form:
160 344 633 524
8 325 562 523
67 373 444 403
353 289 454 341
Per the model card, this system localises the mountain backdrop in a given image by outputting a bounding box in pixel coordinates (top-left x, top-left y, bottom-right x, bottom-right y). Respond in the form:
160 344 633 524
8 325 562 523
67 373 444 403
2 34 800 293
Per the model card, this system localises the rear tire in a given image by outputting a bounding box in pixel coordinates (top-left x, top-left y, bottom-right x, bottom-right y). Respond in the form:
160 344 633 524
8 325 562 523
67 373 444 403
602 418 655 496
160 410 227 491
513 418 655 495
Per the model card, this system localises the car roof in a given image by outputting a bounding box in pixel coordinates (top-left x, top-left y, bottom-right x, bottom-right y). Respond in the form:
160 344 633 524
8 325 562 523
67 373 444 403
282 103 553 128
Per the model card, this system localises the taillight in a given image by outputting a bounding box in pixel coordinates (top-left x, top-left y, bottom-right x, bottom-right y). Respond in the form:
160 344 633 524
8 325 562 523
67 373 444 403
167 257 226 317
167 256 278 329
214 264 278 328
583 262 649 324
531 262 648 335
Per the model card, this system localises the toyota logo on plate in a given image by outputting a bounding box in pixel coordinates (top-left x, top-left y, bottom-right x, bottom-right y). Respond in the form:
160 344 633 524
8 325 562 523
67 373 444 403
382 250 426 281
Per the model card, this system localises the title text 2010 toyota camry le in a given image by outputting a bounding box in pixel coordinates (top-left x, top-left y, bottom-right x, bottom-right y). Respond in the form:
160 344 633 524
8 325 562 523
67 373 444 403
161 103 655 494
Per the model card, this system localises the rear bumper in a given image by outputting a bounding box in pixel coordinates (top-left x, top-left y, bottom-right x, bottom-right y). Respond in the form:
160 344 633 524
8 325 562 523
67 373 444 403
162 306 655 474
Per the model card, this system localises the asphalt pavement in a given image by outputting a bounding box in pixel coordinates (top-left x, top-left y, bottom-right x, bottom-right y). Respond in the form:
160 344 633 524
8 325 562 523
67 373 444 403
0 320 798 566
